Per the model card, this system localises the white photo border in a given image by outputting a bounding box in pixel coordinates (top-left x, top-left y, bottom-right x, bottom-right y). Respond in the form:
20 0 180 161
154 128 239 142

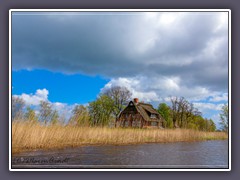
9 9 231 171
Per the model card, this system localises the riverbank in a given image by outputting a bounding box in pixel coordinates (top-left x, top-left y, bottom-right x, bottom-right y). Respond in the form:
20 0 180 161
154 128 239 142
12 122 228 154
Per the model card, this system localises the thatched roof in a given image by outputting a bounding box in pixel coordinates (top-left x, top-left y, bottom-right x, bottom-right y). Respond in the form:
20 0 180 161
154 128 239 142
119 101 164 122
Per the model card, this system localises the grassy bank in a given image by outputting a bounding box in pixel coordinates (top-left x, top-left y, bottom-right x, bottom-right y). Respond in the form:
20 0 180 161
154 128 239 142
12 122 228 154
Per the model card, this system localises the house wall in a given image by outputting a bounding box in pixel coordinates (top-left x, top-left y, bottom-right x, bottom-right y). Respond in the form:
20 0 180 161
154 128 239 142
117 112 144 128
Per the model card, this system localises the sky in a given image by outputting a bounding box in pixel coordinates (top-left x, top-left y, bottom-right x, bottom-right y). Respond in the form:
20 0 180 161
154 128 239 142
11 11 229 127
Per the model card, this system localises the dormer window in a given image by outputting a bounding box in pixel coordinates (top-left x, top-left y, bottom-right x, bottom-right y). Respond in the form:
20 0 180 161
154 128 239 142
150 114 156 118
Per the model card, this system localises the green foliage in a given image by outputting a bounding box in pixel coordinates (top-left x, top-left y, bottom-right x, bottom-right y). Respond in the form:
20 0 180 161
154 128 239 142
88 95 115 127
103 86 132 121
157 103 173 128
11 91 219 132
195 116 205 131
39 101 60 125
191 116 216 132
208 119 217 132
170 97 202 128
25 106 38 123
70 105 90 126
166 96 217 131
186 122 198 130
219 104 228 132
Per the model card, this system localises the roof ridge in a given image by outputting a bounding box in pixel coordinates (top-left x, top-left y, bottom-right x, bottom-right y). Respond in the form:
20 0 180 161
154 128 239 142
137 102 152 106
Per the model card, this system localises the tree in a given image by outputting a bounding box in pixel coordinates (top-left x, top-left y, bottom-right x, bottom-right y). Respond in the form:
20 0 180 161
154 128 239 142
219 104 228 132
194 115 205 131
12 96 25 120
58 110 68 125
39 100 53 124
178 97 189 128
103 86 132 125
70 105 90 126
208 119 216 132
157 103 172 128
170 97 179 128
170 97 187 128
88 95 114 127
25 106 38 123
170 96 202 128
50 110 59 125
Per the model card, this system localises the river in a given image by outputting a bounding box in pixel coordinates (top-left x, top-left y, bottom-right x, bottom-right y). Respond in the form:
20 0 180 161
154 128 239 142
12 140 228 169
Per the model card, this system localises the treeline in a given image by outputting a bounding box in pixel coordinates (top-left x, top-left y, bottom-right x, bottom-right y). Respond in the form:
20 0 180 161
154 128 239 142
12 86 228 132
12 86 131 127
157 97 216 132
12 97 62 125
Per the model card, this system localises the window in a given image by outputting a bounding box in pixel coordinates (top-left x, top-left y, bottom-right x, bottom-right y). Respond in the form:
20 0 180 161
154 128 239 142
151 122 157 126
150 114 156 118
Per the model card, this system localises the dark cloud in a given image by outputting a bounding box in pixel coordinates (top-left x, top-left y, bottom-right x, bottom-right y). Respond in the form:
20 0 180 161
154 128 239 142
12 11 229 96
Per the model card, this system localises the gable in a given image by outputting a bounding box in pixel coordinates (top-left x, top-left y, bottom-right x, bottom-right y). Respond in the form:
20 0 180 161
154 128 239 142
119 100 164 122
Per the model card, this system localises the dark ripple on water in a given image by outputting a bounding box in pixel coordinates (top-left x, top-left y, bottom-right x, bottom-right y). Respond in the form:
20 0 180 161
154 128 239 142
12 140 229 169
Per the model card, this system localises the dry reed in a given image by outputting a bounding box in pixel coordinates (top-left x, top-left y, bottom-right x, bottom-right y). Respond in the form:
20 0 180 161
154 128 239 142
12 121 228 154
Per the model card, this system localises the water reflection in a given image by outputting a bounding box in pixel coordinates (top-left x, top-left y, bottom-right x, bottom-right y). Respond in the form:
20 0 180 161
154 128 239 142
12 140 228 169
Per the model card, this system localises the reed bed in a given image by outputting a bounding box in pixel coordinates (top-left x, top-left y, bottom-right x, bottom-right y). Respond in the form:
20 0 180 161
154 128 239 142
12 122 228 154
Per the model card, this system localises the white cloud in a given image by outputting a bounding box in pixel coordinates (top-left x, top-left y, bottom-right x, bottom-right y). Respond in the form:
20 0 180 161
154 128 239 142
36 88 49 99
52 102 76 121
12 12 229 123
209 114 221 127
101 76 224 103
101 76 161 102
158 12 180 26
214 12 228 33
14 88 49 106
193 102 224 111
209 93 228 102
52 102 66 109
14 89 80 122
192 102 225 128
12 12 228 93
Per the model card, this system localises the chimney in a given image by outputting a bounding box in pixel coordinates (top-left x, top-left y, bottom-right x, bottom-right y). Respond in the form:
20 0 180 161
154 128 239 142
133 98 139 104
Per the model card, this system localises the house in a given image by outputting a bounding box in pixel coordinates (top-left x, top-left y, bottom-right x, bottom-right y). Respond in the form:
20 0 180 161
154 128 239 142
116 98 165 128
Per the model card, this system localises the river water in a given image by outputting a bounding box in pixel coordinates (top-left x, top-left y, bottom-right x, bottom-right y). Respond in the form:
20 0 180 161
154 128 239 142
12 140 228 169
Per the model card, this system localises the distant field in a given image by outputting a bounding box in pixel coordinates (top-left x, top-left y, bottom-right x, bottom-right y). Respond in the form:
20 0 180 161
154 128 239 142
12 121 228 154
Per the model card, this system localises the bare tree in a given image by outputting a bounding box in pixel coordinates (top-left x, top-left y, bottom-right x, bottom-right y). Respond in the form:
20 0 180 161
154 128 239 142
39 100 53 124
25 106 38 123
179 97 189 127
103 86 132 126
12 96 25 120
185 102 194 125
170 96 202 128
170 97 179 128
51 110 59 125
70 105 90 126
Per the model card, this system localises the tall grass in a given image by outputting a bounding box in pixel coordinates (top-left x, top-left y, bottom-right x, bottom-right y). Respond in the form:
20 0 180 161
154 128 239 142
12 121 228 154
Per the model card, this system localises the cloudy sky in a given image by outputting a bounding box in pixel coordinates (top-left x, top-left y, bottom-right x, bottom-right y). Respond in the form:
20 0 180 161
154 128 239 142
11 11 229 126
